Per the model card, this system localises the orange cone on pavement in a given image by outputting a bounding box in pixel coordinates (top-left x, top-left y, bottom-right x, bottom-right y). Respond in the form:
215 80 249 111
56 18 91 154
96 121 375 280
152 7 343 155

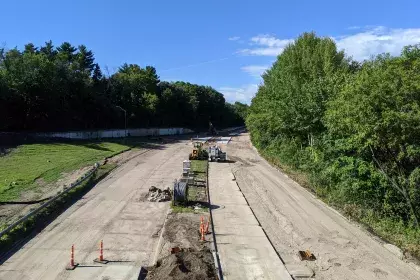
94 240 109 264
65 245 78 270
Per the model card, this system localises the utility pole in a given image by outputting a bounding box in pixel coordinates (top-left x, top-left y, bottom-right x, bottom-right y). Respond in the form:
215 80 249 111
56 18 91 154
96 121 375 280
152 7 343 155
116 106 127 138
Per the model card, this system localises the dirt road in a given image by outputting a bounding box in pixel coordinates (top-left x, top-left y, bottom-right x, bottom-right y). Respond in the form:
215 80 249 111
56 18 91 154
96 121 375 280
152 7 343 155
0 140 190 280
228 133 420 280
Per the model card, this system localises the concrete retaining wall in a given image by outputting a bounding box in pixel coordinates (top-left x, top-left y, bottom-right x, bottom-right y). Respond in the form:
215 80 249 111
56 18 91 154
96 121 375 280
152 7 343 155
32 127 194 140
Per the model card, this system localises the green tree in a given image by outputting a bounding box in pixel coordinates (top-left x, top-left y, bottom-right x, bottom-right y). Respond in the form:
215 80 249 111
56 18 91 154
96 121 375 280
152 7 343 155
325 46 420 227
248 32 349 150
76 45 95 73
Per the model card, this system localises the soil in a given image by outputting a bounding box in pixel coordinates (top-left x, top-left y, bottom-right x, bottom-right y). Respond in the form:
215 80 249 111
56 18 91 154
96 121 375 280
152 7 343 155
106 148 146 165
147 248 217 280
147 212 217 280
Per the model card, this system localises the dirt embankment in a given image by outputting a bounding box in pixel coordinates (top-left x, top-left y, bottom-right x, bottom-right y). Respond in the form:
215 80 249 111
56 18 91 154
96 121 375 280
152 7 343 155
0 165 92 226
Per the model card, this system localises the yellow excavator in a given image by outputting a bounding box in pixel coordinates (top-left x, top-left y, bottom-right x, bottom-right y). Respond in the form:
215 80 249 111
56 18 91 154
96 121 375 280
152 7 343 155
189 142 208 160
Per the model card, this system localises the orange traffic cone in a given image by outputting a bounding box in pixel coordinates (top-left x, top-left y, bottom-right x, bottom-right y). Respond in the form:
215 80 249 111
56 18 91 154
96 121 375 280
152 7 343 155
94 240 109 264
65 245 78 270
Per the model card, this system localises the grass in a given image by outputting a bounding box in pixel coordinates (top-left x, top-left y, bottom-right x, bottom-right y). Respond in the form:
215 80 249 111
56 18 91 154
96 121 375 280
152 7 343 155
190 160 207 180
188 186 198 201
0 141 131 201
171 205 196 213
189 160 208 203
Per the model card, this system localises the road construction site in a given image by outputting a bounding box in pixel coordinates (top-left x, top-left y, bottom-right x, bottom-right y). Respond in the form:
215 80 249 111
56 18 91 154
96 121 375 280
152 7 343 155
1 131 420 279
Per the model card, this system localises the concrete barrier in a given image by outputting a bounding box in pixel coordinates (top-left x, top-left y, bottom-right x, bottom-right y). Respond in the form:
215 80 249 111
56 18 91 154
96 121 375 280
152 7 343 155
31 127 194 140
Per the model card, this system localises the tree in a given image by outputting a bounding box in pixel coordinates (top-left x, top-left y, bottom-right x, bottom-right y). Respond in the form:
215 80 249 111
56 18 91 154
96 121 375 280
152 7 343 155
92 63 103 82
76 45 95 73
40 40 57 60
247 32 350 150
0 41 245 132
57 42 77 62
325 46 420 227
24 43 38 54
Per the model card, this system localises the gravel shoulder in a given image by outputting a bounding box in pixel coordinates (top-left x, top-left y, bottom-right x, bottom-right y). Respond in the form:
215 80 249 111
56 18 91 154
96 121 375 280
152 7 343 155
228 133 420 280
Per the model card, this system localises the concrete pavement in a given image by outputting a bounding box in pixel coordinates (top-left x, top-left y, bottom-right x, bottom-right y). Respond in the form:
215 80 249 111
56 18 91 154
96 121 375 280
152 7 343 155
209 162 292 280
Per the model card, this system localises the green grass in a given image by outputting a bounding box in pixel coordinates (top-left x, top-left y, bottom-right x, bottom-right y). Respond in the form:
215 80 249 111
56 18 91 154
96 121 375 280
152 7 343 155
190 160 207 180
188 186 198 201
0 142 130 201
171 205 196 213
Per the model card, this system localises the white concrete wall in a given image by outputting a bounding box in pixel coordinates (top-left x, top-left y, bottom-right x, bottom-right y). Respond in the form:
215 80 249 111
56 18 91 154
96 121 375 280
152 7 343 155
34 128 194 140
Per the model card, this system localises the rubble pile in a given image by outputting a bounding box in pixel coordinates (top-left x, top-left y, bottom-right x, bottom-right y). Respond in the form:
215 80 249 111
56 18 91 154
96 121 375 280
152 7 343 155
147 186 171 202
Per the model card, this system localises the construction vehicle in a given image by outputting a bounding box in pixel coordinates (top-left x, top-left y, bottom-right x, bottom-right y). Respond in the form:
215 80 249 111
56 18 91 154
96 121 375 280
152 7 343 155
189 142 208 160
208 145 227 162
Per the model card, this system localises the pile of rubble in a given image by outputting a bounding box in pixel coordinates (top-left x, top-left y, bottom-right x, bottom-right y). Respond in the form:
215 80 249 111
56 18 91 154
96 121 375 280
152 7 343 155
147 186 171 202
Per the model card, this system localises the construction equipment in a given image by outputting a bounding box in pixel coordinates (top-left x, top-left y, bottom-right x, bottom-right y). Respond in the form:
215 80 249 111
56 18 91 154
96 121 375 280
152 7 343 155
189 142 208 160
208 145 227 162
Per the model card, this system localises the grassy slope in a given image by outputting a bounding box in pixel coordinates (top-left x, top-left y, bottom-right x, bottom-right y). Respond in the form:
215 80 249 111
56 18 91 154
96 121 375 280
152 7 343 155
0 142 130 201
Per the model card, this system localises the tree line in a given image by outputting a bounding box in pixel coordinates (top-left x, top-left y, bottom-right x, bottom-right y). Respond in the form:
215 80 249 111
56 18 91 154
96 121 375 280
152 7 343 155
247 32 420 255
0 41 247 132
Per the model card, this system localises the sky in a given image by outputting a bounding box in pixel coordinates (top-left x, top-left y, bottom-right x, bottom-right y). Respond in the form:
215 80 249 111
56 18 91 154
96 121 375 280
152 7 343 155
1 0 420 104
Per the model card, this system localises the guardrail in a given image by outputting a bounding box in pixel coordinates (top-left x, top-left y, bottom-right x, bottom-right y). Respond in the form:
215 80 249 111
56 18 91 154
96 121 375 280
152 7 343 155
0 162 100 239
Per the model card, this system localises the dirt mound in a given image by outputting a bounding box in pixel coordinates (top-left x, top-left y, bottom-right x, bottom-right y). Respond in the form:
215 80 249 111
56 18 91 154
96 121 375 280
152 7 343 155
147 186 171 202
146 248 217 280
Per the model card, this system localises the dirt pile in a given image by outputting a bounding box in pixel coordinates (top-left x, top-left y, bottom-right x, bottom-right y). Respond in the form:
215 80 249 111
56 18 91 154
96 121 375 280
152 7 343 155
146 248 217 280
147 186 171 202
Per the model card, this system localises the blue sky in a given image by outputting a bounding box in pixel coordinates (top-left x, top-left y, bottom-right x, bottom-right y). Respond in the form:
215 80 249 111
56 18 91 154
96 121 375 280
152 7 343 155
1 0 420 104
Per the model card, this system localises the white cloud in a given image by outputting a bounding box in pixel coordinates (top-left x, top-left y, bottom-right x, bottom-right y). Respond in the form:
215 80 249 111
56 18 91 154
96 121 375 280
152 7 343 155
241 65 270 78
239 34 293 56
335 26 420 61
218 84 258 104
250 34 291 47
228 36 240 41
224 27 420 103
239 27 420 60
